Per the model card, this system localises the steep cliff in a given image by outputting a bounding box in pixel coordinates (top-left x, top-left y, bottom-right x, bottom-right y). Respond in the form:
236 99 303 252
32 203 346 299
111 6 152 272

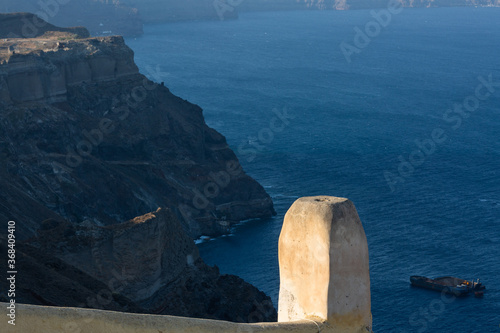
0 26 274 240
0 13 276 322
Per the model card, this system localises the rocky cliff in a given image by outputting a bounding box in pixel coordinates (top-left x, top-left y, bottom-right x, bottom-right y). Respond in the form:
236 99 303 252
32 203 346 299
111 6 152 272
0 13 276 322
0 0 143 36
0 16 275 240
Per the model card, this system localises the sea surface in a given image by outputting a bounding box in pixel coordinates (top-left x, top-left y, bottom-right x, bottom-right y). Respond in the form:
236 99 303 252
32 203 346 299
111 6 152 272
126 7 500 332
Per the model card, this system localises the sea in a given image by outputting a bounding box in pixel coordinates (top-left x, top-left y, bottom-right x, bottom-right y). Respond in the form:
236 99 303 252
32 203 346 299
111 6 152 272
125 7 500 332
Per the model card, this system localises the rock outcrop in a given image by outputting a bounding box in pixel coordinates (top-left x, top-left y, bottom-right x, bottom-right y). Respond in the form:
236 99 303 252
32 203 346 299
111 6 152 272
0 13 276 322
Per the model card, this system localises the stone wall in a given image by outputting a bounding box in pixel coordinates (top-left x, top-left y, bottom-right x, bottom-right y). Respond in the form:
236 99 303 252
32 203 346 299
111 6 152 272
0 303 320 333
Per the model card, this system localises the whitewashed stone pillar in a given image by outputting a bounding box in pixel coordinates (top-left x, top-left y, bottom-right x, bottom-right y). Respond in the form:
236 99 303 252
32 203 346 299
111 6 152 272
278 196 372 333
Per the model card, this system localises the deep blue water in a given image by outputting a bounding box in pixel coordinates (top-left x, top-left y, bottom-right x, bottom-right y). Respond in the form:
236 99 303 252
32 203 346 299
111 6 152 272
126 7 500 332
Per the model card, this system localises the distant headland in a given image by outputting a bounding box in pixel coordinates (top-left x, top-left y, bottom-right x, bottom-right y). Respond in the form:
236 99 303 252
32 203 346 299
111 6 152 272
1 0 499 37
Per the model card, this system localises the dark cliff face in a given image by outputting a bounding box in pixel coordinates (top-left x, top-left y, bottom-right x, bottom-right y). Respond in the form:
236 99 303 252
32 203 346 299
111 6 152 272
0 14 276 322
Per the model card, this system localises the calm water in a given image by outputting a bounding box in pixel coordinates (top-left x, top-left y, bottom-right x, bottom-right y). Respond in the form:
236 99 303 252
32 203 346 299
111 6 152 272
126 7 500 332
